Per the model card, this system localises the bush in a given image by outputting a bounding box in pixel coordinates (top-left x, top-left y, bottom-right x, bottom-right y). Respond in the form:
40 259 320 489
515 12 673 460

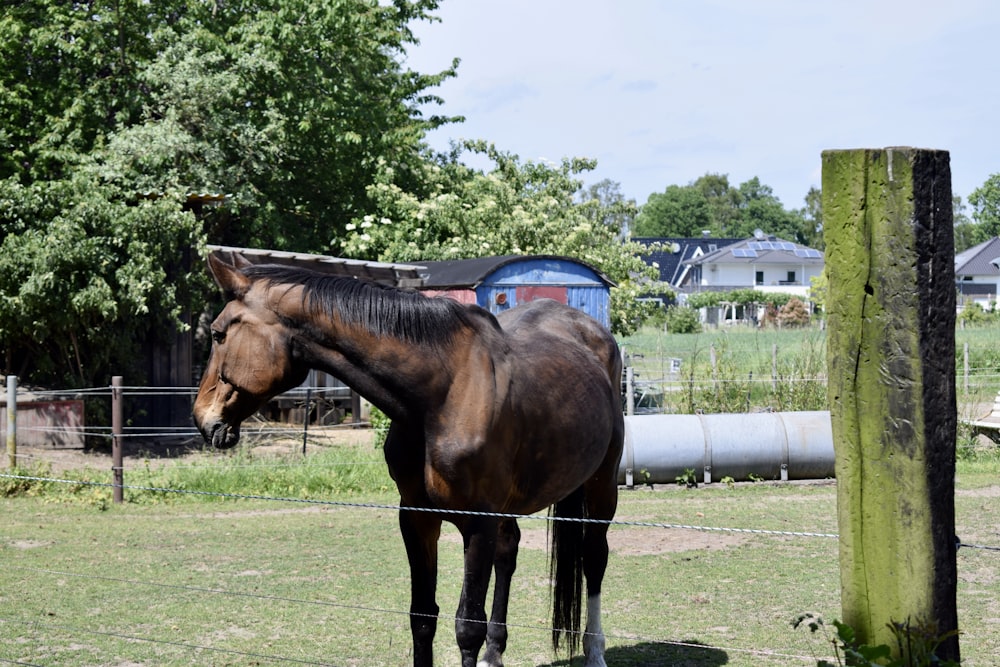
958 301 998 327
777 297 811 328
663 305 702 334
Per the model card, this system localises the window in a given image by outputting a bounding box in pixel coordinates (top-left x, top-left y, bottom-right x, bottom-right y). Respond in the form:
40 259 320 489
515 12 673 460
786 271 796 283
755 271 764 285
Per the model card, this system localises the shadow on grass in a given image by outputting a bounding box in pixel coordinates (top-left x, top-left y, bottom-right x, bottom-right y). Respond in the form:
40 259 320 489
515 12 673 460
540 640 728 666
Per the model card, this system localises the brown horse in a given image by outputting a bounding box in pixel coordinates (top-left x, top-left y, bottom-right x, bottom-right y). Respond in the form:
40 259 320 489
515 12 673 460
192 253 624 667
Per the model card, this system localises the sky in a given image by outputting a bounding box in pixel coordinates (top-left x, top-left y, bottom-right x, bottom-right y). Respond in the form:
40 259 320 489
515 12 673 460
405 0 1000 211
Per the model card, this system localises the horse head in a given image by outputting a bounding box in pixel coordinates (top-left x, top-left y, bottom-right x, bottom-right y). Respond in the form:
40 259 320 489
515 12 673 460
193 253 309 449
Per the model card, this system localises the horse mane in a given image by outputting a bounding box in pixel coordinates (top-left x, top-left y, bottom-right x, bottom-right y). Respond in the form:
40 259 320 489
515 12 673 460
241 263 493 345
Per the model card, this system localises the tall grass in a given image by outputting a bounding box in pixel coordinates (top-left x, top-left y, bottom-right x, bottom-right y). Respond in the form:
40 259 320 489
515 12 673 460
1 442 397 506
620 322 1000 415
620 325 829 413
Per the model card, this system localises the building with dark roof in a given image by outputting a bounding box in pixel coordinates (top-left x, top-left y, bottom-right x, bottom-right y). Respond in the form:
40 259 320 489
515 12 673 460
633 236 743 289
955 237 1000 308
682 235 824 297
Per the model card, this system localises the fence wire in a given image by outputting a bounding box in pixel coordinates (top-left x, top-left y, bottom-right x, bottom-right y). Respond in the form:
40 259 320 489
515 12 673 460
3 468 994 665
3 471 999 553
4 563 822 666
4 379 998 664
0 471 840 538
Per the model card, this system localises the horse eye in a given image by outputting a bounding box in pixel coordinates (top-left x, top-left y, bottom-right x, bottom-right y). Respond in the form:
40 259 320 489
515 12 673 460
211 330 226 344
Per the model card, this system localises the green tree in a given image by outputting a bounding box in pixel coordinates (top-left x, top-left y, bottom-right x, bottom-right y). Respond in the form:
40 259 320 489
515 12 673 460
693 173 743 235
633 185 711 237
809 270 828 318
339 141 662 334
577 178 636 239
1 0 457 251
0 172 204 385
969 174 1000 241
800 186 824 250
952 195 983 252
636 173 813 243
731 177 811 242
0 0 460 384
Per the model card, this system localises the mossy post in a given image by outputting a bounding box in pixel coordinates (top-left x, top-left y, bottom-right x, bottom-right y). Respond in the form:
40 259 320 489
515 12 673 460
823 147 959 660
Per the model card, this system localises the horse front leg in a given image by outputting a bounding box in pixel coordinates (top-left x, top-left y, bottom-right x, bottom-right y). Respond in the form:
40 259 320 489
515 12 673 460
399 509 442 667
479 518 520 667
455 515 499 667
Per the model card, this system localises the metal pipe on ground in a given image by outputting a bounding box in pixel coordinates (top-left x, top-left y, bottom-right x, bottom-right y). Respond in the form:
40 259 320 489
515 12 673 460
618 411 834 487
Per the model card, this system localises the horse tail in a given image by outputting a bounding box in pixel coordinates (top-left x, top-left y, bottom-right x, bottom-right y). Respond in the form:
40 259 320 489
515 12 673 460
550 484 585 656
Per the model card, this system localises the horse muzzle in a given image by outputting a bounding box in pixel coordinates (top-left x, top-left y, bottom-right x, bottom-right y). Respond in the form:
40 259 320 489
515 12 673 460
199 419 241 450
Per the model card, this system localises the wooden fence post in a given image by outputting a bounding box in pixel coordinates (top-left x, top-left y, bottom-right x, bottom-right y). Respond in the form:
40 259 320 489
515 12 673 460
823 147 959 660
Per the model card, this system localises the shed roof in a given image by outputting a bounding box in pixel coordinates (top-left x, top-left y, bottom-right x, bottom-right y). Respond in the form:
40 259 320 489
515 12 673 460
955 237 1000 277
417 255 615 289
207 245 426 286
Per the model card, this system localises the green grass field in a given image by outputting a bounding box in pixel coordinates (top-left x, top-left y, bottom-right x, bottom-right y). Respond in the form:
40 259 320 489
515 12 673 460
619 323 1000 417
4 324 999 665
2 442 999 666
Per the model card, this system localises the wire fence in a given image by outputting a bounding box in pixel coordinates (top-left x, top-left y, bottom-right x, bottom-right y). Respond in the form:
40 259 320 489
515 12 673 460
3 377 999 665
1 467 998 666
6 368 1000 453
0 469 844 665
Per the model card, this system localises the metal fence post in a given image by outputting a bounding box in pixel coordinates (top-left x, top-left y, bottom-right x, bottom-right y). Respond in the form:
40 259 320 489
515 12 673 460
112 376 124 504
625 366 635 416
964 342 969 393
302 386 312 455
6 375 15 469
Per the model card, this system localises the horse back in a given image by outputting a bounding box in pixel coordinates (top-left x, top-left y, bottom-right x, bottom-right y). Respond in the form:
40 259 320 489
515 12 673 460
497 299 622 385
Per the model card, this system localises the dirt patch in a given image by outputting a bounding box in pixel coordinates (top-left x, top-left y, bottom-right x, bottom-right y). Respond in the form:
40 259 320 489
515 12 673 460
9 539 52 549
8 425 375 474
957 485 1000 498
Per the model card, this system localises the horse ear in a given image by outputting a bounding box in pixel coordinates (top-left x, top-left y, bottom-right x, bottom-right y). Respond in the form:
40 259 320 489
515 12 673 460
207 252 251 299
231 252 253 269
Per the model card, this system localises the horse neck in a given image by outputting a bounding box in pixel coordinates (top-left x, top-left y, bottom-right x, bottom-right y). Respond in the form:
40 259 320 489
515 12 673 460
291 309 466 422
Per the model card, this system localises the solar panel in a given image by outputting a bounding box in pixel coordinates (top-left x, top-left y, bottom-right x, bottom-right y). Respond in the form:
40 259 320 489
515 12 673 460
732 248 758 258
794 248 822 258
750 240 799 252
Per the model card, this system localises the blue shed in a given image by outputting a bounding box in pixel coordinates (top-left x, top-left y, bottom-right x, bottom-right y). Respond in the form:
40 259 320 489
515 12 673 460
417 255 615 329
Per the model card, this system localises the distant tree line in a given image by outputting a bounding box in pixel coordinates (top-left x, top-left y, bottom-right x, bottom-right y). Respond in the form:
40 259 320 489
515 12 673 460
631 174 823 249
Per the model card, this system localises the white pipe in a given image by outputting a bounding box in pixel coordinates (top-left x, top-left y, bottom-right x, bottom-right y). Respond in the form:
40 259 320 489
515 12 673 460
619 411 834 486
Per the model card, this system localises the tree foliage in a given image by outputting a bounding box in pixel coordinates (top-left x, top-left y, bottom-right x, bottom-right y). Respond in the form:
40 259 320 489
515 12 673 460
577 178 636 239
0 172 204 385
0 0 457 385
967 174 1000 241
633 173 814 244
339 141 663 334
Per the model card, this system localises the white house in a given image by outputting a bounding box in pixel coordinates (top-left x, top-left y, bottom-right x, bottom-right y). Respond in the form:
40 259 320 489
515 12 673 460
955 237 1000 310
683 234 824 298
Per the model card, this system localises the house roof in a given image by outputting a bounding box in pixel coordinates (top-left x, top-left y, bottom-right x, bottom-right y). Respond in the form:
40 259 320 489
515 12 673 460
633 237 742 286
955 237 1000 277
416 255 614 289
684 235 824 266
207 245 426 286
